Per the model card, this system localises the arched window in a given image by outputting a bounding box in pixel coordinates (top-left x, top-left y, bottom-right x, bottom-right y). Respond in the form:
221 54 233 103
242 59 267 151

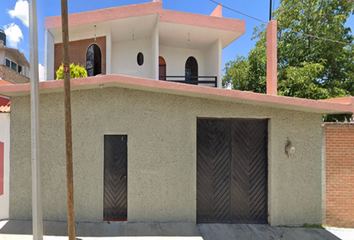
86 44 102 77
159 56 166 80
185 56 198 84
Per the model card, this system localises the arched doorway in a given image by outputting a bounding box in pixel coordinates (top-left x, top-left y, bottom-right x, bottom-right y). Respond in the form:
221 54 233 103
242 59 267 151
159 56 166 80
185 56 198 84
86 44 102 76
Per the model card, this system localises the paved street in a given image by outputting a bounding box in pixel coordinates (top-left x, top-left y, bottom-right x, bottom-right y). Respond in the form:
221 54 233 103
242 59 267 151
0 220 350 240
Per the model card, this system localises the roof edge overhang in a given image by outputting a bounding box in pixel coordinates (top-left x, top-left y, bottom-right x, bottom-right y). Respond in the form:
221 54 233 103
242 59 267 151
159 9 245 34
46 1 160 30
45 1 245 36
0 74 352 115
1 46 30 66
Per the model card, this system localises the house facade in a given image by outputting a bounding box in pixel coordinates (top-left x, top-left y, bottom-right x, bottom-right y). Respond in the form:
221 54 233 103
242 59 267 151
1 75 354 226
2 0 354 227
45 1 245 88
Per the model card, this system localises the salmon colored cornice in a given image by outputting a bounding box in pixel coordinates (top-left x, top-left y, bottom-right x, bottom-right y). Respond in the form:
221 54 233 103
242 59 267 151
45 1 163 30
159 9 244 33
45 1 245 34
0 75 352 114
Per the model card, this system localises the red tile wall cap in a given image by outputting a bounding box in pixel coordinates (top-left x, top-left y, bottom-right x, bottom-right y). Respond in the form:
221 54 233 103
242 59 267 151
0 74 353 114
0 102 10 113
0 80 13 86
45 1 162 30
45 1 245 34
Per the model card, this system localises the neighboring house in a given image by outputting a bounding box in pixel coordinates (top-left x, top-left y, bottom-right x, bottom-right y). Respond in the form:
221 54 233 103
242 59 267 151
0 30 30 85
0 29 27 219
0 103 10 220
1 0 354 227
324 118 354 228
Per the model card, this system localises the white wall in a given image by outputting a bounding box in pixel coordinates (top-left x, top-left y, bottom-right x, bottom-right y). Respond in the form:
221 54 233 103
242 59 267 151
45 30 55 81
106 30 112 75
0 113 10 220
111 38 152 78
204 38 222 88
159 45 205 77
151 27 159 80
0 49 5 65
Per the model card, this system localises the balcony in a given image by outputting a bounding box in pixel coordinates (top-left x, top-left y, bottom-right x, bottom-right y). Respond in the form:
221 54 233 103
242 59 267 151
159 76 217 87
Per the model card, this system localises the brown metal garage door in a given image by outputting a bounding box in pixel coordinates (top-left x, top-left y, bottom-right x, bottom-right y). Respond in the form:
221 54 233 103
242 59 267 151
197 118 268 223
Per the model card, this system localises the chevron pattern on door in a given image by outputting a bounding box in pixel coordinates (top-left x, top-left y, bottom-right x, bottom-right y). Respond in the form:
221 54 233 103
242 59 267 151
231 119 268 223
197 119 231 223
197 118 268 223
104 135 127 220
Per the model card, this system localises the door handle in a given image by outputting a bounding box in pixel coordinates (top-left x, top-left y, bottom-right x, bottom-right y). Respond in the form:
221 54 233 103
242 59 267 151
121 175 127 180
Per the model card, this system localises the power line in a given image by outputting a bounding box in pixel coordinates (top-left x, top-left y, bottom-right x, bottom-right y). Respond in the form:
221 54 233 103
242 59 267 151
207 0 267 23
300 33 353 46
208 0 354 47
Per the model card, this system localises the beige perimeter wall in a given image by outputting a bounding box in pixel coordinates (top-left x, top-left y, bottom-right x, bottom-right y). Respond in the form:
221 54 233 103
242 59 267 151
9 87 323 226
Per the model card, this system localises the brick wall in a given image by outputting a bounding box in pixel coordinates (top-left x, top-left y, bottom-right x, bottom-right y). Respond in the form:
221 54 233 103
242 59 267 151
325 123 354 228
54 37 106 79
0 65 30 84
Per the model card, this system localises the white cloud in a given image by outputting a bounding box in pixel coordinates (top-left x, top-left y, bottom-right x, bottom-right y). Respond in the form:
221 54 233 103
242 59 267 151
8 0 29 27
3 23 23 48
38 63 45 81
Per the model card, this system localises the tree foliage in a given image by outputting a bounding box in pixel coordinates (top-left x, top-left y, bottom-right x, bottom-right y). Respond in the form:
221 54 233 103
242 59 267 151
56 63 87 80
223 0 354 100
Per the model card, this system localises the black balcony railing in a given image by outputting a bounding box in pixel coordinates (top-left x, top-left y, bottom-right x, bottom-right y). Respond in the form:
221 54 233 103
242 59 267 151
159 76 217 87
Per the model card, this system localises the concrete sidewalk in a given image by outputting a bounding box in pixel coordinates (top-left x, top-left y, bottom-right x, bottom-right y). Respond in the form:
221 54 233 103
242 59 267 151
0 220 344 240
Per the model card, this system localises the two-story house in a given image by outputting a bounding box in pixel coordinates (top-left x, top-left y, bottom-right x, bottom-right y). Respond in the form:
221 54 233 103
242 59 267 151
45 1 244 88
1 0 354 227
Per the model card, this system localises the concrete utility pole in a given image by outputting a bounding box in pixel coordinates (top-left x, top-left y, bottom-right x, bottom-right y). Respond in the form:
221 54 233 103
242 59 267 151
29 1 43 239
60 0 76 239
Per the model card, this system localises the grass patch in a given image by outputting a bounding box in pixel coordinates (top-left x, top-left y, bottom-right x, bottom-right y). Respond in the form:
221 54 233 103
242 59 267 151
303 223 324 229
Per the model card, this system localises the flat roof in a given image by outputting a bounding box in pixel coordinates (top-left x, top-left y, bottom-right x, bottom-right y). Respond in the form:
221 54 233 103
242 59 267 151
0 74 353 114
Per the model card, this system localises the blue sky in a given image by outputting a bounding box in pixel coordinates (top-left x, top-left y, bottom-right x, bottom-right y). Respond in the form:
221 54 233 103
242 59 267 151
0 0 281 79
1 0 352 80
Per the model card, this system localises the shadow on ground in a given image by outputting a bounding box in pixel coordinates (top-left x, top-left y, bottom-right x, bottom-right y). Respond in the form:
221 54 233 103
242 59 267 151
0 220 341 240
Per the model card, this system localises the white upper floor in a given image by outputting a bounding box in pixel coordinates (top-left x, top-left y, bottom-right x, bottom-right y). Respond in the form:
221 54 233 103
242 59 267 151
45 0 245 88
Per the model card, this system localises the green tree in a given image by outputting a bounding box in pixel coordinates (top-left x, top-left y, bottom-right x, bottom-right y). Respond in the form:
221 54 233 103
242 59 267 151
56 63 87 80
223 0 354 100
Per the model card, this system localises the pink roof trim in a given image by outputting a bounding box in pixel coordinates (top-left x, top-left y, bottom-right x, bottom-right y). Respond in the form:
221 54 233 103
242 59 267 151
159 9 244 32
210 5 222 17
45 1 245 34
321 97 354 105
45 2 162 30
0 75 353 114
